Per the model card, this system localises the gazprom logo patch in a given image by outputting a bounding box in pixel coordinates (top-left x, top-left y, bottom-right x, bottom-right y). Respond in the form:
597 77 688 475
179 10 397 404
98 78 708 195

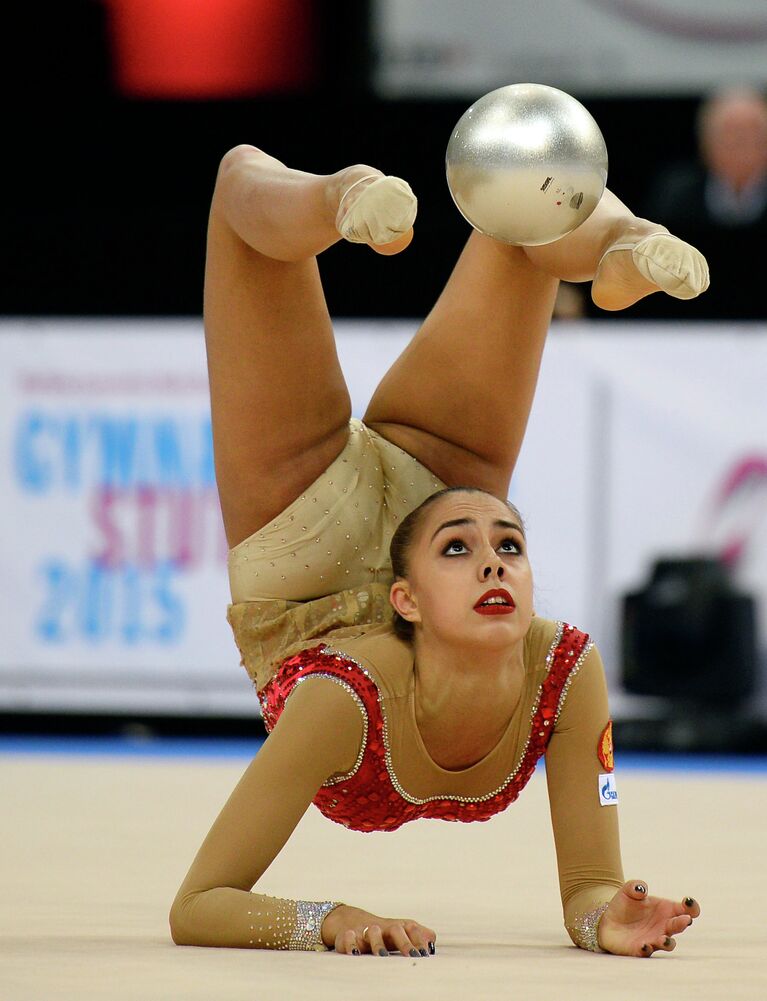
599 772 618 807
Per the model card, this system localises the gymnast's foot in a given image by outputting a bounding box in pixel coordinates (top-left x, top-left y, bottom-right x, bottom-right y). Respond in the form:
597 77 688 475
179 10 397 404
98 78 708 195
591 230 710 311
332 166 417 255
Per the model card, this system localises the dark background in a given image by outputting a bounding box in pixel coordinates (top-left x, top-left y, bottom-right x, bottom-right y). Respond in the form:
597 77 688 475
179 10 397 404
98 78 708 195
2 0 750 323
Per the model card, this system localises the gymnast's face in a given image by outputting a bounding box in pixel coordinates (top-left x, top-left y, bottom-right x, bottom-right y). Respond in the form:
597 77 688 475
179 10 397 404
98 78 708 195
390 492 534 651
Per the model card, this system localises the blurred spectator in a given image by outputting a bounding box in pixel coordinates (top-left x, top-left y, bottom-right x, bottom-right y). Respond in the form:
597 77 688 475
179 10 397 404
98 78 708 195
640 86 767 321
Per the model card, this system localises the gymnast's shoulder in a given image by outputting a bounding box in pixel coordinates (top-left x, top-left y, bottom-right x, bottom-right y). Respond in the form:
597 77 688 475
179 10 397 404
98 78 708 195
321 622 415 701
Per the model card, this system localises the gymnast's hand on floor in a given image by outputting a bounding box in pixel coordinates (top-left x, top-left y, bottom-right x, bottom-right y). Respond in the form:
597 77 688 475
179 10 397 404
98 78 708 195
597 880 700 957
320 904 437 957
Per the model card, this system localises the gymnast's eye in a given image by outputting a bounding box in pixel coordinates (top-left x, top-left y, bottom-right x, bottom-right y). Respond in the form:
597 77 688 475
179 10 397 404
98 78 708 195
499 537 523 555
443 538 467 555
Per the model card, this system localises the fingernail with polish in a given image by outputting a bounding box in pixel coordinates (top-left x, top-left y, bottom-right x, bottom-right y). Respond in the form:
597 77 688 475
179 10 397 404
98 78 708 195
419 948 428 957
634 884 647 895
684 897 695 907
428 941 436 955
379 948 389 957
663 938 672 947
351 948 360 955
409 948 419 958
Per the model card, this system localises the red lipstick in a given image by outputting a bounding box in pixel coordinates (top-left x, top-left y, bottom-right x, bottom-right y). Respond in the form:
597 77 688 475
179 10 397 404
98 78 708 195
473 588 515 616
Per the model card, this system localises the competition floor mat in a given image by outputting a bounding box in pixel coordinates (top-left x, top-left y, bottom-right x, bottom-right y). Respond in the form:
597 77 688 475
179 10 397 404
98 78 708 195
2 743 765 1001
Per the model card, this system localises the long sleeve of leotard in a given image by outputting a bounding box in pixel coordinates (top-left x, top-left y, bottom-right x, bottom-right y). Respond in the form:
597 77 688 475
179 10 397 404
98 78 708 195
545 643 625 950
169 675 366 949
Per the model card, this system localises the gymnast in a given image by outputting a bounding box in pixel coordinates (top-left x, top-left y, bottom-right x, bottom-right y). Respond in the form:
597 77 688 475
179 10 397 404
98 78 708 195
169 145 707 958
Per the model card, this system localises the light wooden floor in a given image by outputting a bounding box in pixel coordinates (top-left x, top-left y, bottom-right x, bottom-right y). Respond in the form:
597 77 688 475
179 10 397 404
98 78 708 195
2 750 765 1001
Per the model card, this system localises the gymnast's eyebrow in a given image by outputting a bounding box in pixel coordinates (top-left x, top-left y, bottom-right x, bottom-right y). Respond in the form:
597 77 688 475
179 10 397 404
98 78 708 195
430 518 524 543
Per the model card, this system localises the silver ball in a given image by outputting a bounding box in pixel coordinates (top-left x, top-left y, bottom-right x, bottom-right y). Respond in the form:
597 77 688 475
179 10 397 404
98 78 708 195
446 83 608 246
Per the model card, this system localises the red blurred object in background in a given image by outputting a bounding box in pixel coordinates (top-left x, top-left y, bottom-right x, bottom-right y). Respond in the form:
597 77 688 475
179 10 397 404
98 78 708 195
107 0 316 98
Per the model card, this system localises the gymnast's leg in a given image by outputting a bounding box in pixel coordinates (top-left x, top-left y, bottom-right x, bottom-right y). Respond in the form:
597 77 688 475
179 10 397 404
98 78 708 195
522 188 706 310
204 146 413 547
363 188 701 496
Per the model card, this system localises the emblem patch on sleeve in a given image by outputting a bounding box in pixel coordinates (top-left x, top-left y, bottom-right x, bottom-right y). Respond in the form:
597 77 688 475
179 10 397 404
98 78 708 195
599 772 618 806
598 720 614 772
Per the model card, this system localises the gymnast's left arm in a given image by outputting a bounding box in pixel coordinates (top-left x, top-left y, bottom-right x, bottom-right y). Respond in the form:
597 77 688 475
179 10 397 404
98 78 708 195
544 643 700 957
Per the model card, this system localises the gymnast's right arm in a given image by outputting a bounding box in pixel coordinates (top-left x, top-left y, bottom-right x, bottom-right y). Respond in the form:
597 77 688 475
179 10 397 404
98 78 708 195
169 677 363 950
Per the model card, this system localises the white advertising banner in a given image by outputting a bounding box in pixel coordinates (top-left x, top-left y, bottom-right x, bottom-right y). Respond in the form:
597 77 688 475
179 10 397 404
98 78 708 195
0 321 238 714
374 0 767 97
1 320 765 716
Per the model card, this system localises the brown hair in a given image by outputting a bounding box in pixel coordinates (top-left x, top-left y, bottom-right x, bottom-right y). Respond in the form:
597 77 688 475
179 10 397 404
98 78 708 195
388 486 524 642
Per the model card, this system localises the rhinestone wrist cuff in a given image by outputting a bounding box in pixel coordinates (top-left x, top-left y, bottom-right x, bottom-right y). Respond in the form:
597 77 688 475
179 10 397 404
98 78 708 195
569 902 610 952
288 900 344 951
